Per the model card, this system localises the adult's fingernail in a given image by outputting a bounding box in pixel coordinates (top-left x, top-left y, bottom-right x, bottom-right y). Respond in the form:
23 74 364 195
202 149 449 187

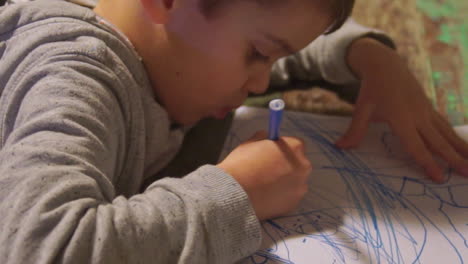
426 167 444 183
458 167 468 177
335 140 345 148
433 175 444 184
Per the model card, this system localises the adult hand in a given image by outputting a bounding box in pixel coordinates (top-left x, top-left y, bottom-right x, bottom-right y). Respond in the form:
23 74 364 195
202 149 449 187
336 37 468 183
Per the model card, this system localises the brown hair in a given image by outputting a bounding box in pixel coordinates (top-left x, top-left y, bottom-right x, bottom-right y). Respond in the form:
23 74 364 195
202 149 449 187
198 0 355 35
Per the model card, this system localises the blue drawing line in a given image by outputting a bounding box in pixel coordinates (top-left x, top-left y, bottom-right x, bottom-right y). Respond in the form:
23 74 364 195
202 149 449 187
225 110 468 264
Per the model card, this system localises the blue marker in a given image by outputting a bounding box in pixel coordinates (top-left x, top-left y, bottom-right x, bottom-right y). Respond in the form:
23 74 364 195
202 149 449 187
268 99 285 140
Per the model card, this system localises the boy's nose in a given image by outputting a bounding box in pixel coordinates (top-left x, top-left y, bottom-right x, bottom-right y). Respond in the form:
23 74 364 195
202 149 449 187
245 69 271 95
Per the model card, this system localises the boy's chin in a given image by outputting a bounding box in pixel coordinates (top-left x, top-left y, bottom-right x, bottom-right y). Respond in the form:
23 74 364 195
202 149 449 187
170 111 230 127
170 114 203 127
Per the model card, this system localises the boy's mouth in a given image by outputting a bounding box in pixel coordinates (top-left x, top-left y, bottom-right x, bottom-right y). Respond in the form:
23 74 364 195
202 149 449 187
213 103 244 119
213 107 233 119
212 100 245 119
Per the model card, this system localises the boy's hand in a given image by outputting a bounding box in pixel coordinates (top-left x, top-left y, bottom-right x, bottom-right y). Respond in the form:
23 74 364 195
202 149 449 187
336 37 468 182
218 131 312 220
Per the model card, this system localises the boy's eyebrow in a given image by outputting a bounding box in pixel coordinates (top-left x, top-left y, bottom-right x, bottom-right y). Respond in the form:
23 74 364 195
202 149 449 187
263 33 296 55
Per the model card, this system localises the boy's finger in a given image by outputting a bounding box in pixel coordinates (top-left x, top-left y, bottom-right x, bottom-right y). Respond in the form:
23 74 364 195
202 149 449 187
391 122 444 183
434 113 468 158
420 124 468 177
281 136 306 153
335 103 374 149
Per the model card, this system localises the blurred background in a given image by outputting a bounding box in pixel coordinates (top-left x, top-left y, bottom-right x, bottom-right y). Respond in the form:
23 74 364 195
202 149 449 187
247 0 468 126
354 0 467 126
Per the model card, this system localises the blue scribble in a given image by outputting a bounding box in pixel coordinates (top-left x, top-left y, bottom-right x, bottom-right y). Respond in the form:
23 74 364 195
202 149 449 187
225 108 468 264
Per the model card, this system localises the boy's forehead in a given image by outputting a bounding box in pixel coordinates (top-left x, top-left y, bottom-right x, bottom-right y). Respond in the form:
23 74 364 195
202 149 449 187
191 0 334 53
200 0 356 35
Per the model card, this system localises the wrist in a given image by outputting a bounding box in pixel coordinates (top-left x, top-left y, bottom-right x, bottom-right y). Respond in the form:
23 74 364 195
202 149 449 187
347 37 401 79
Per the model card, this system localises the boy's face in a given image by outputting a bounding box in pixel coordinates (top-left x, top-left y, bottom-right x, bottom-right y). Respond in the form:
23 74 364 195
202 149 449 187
145 0 331 125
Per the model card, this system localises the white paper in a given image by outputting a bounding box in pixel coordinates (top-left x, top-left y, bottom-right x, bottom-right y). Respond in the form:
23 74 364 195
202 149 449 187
220 106 468 264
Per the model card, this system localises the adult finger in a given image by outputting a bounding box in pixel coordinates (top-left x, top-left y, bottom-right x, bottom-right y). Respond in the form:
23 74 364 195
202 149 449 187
335 103 375 149
391 121 444 183
421 120 468 177
433 112 468 158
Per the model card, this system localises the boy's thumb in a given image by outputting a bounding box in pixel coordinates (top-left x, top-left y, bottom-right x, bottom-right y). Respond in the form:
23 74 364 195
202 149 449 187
335 103 374 149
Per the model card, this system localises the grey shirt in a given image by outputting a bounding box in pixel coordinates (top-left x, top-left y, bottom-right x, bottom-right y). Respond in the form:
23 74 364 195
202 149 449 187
0 0 393 263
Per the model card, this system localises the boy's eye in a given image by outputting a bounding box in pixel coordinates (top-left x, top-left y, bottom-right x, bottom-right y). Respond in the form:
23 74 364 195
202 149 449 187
249 45 270 63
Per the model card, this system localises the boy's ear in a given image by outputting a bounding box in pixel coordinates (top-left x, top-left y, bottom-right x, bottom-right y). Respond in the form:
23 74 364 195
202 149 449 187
139 0 175 24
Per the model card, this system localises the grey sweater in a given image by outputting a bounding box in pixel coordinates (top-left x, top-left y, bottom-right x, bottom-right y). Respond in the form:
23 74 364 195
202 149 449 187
0 0 393 263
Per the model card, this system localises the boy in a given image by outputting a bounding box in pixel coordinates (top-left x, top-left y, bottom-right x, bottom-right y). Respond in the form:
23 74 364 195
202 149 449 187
0 0 467 263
